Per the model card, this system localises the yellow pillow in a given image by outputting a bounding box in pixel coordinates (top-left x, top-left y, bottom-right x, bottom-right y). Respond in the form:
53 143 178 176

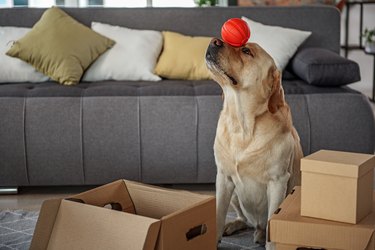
6 7 115 85
154 31 212 80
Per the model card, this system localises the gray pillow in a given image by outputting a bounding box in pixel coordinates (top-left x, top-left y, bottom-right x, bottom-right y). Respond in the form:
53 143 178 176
291 48 360 86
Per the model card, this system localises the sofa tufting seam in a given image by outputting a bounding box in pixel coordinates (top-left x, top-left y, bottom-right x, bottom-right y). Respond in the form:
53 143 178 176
23 95 30 185
301 92 312 155
138 94 142 182
80 90 86 184
193 84 199 181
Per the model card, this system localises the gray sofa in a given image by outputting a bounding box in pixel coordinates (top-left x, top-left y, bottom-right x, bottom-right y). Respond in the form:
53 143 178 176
0 6 374 187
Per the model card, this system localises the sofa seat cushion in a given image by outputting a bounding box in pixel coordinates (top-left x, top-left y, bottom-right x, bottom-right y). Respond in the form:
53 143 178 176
0 80 222 97
282 80 358 95
0 79 360 98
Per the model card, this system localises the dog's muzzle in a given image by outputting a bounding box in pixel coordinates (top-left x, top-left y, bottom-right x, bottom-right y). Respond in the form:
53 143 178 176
206 38 223 63
205 38 238 85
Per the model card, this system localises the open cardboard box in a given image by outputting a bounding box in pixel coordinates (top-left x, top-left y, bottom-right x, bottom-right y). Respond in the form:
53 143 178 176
269 186 375 250
30 179 216 250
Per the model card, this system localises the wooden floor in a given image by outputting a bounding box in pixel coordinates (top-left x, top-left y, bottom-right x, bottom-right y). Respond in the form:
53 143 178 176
0 186 91 211
0 184 215 211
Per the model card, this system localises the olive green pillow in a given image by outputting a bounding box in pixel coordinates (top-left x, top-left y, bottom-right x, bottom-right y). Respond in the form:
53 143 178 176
6 7 115 85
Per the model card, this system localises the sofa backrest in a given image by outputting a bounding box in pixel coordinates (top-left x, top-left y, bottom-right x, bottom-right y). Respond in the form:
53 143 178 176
0 6 340 53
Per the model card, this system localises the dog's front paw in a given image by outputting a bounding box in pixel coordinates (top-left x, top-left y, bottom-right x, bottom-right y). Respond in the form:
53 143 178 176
223 219 248 236
217 232 223 244
265 241 275 250
253 227 266 245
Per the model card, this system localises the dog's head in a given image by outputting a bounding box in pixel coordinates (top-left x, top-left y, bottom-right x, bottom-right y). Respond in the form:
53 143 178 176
205 38 284 113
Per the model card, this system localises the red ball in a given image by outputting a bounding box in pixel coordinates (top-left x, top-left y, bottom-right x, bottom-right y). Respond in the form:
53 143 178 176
221 18 251 47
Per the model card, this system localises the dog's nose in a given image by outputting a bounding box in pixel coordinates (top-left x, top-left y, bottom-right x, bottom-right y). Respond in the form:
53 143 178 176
211 38 223 48
206 38 223 62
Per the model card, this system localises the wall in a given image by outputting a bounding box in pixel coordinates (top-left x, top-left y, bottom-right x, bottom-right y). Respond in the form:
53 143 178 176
341 4 375 99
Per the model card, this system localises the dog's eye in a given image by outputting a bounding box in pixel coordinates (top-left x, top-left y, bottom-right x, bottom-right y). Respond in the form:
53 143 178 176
242 47 254 57
242 47 250 55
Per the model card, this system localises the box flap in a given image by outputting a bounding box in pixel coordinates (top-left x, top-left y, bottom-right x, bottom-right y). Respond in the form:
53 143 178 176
270 187 375 250
69 179 135 213
124 180 213 219
301 150 375 178
29 199 62 250
156 198 216 250
124 181 216 250
46 199 161 250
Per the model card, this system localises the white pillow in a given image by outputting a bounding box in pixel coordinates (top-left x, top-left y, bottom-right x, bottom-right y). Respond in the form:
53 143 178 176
83 22 162 82
0 26 49 83
241 17 312 70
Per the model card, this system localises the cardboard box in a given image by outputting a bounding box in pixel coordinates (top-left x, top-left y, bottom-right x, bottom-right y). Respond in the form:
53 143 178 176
269 187 375 250
30 179 216 250
301 150 375 223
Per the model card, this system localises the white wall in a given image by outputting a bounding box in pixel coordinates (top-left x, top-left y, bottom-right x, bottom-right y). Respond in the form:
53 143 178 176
341 4 375 99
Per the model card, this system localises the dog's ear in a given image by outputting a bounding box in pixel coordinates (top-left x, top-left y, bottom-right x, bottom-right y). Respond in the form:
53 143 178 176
268 68 285 114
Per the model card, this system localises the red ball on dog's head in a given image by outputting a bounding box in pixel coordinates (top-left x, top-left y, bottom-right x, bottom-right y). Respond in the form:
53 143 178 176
221 18 250 47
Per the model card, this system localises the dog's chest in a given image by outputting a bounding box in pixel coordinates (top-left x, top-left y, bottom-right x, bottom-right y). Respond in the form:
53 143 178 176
214 124 293 183
214 135 270 180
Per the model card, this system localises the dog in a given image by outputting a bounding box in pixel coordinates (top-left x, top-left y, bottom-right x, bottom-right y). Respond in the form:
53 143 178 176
205 38 303 247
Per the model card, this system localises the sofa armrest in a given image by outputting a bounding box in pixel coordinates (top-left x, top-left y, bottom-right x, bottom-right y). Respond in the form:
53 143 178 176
290 48 361 86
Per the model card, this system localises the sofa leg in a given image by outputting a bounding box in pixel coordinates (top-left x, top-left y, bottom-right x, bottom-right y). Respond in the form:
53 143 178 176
0 187 18 194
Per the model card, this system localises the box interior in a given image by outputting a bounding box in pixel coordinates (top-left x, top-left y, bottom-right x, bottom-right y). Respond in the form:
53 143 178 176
70 180 136 214
125 180 211 219
69 180 212 220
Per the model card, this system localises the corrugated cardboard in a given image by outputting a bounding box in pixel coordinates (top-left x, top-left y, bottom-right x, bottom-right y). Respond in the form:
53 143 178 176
301 150 375 223
30 179 216 250
269 187 375 250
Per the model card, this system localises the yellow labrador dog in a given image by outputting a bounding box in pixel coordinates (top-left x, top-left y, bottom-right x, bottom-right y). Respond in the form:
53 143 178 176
205 38 303 247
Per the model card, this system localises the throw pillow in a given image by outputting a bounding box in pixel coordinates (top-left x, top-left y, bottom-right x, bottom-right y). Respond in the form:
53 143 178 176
0 26 48 83
238 0 335 6
83 22 162 82
6 7 115 85
291 48 361 86
154 31 212 80
241 16 311 70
